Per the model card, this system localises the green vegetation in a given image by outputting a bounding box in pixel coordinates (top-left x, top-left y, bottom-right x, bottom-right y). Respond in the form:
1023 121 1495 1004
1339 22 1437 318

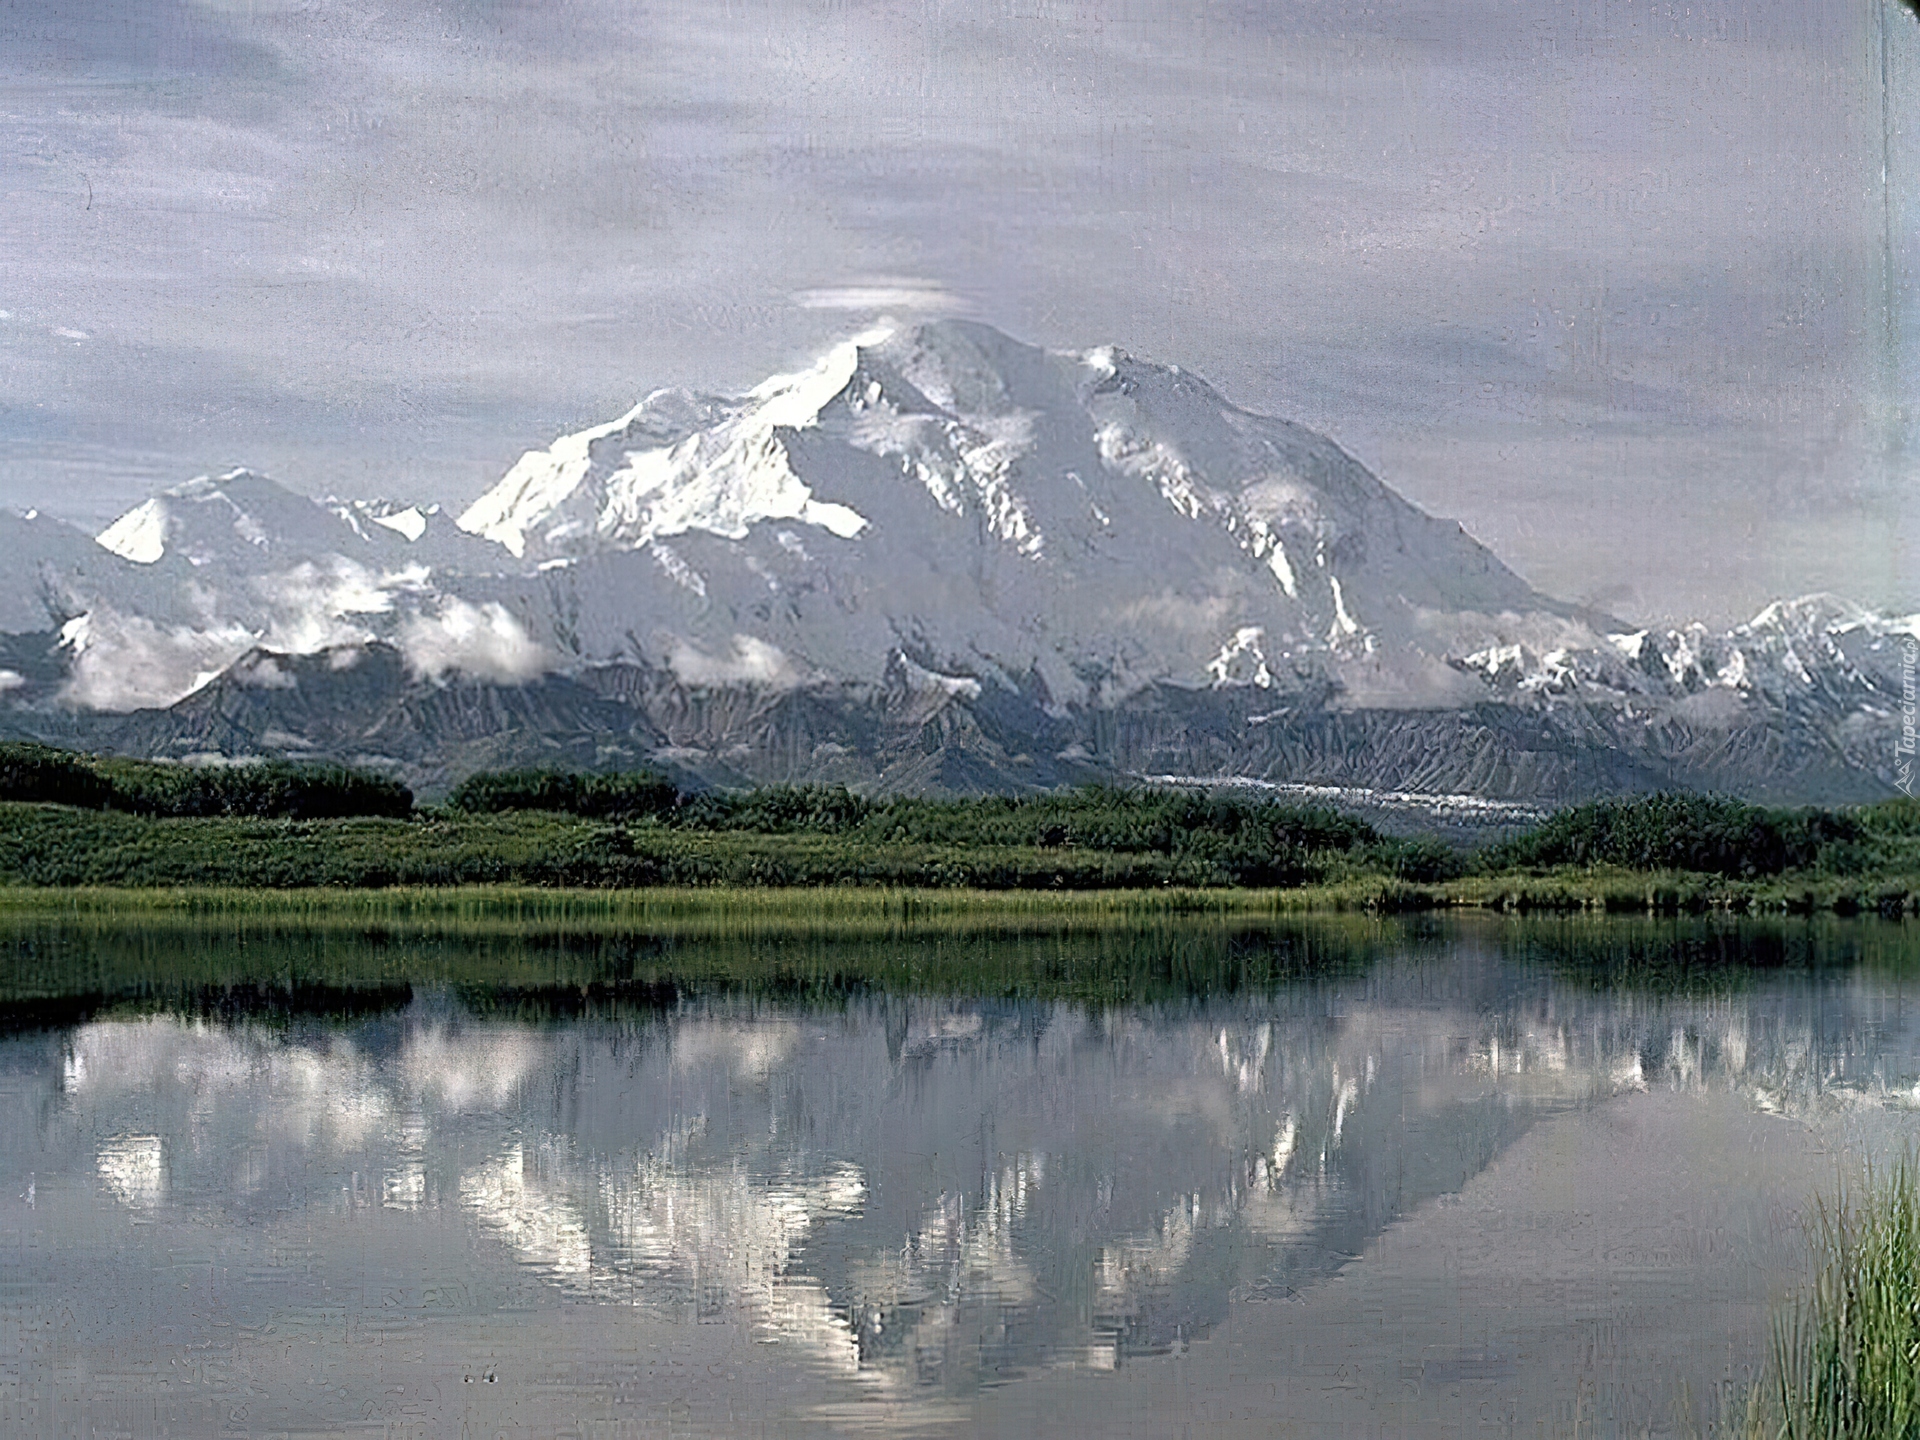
1738 1157 1920 1440
445 766 676 821
0 769 1439 890
450 776 1417 884
1483 792 1864 878
0 804 1376 890
0 882 1310 931
0 742 411 818
2 748 1919 910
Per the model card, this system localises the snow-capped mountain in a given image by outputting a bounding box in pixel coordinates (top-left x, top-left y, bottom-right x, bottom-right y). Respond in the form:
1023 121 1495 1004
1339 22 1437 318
1457 594 1910 710
95 470 367 570
1431 594 1916 801
0 320 1910 803
453 321 1577 706
0 468 517 712
93 468 498 576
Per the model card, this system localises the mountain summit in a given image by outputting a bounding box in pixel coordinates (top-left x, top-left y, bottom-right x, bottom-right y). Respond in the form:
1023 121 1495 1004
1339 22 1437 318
453 321 1577 705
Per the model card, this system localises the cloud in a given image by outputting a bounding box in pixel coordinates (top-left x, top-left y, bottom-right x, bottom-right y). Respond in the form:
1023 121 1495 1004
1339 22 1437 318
1115 592 1238 633
56 607 257 711
667 634 800 688
252 557 423 653
1410 607 1611 656
794 280 965 314
52 561 463 708
399 1027 545 1112
227 652 297 689
1327 650 1487 711
0 670 24 694
399 598 550 683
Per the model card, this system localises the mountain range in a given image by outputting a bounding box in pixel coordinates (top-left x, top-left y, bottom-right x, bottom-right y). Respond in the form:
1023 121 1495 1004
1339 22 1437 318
1 320 1911 809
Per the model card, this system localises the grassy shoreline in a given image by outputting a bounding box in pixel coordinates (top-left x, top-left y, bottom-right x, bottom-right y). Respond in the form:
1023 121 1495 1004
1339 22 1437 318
0 881 1300 928
2 868 1919 925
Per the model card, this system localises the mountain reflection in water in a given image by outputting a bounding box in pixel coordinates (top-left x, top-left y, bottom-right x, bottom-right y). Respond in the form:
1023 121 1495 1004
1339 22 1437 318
6 920 1920 1418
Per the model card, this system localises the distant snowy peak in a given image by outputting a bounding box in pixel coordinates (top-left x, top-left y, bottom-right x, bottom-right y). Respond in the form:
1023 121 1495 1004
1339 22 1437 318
95 469 366 569
94 498 170 564
93 471 495 578
1742 593 1894 643
1458 594 1918 706
330 498 437 544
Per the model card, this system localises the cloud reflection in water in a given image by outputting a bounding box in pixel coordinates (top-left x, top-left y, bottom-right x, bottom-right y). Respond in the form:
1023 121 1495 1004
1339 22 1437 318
34 967 1920 1402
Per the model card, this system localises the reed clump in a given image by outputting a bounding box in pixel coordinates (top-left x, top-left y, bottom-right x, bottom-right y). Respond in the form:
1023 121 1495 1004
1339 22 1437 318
1758 1156 1920 1439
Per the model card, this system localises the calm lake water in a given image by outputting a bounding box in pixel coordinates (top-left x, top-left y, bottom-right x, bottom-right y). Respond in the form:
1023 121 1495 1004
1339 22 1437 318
3 915 1920 1436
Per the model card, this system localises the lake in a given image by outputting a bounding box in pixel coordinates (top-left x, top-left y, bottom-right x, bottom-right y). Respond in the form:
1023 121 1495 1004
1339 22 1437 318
2 913 1918 1436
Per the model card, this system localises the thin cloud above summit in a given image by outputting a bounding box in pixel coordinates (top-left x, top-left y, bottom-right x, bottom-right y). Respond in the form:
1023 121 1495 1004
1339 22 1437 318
793 280 968 314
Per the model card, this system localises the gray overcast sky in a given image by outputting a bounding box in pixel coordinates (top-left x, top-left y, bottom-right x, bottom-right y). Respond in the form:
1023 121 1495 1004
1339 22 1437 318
2 0 1916 625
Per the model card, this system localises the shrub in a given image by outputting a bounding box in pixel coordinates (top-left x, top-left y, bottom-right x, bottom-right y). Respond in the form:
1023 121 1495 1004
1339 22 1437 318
0 743 116 809
1361 837 1464 883
445 768 678 821
1483 793 1863 879
832 786 1378 857
674 784 877 834
149 762 415 820
0 744 411 819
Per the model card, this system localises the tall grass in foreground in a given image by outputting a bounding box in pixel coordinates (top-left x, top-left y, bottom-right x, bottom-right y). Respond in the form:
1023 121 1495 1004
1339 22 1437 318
0 883 1308 931
1757 1156 1920 1439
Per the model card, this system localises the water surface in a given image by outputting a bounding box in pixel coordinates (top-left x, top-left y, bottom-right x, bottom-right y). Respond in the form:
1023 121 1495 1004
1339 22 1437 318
3 916 1918 1436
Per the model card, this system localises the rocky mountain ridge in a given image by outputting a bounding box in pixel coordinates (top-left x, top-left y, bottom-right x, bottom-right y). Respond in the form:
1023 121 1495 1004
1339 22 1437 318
0 321 1910 806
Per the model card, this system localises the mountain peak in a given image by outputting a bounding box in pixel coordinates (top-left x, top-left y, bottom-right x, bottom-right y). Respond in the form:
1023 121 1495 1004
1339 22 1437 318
442 322 1572 702
1743 593 1883 637
96 468 358 569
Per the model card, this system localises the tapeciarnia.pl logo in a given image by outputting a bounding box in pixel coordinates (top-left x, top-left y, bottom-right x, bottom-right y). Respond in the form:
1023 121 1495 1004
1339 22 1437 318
1899 638 1918 796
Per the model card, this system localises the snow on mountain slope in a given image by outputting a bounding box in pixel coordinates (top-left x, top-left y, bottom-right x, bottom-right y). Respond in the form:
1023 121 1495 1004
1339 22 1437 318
458 343 874 558
95 470 371 569
1436 593 1918 797
0 508 128 632
1456 594 1918 713
456 321 1580 704
44 470 542 709
93 469 498 574
6 320 1909 807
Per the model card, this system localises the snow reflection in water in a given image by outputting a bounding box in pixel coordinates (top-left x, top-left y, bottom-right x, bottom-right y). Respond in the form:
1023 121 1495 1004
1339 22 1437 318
28 958 1920 1402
